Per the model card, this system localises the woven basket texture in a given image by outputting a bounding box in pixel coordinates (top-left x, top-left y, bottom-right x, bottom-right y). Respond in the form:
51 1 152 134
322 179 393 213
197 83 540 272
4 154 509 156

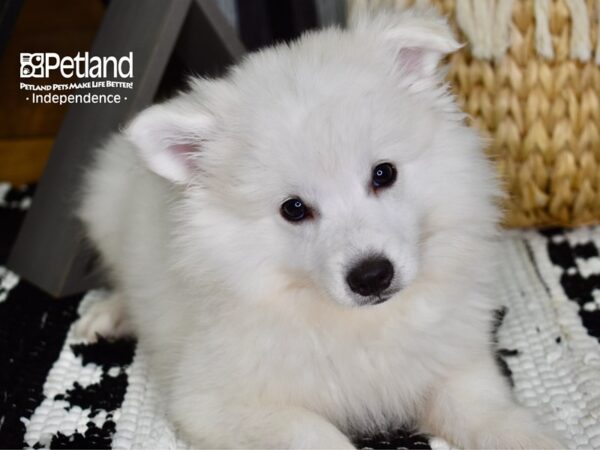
352 0 600 228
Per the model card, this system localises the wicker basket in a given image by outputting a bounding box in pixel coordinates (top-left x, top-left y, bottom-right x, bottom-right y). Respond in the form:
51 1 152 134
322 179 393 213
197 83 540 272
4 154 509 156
350 0 600 228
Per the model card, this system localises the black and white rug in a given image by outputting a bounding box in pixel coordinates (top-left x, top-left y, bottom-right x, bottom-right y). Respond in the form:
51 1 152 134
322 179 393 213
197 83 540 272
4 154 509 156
1 181 600 449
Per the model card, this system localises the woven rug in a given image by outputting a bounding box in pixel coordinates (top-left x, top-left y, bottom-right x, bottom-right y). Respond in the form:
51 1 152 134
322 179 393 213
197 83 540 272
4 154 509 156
1 182 600 449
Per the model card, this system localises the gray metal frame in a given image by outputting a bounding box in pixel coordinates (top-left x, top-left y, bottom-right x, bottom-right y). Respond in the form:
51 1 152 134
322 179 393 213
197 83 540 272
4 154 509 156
7 0 244 297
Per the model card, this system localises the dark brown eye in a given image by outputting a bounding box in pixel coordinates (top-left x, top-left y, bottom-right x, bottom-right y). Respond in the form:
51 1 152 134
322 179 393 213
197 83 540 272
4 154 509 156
372 162 397 189
281 197 310 222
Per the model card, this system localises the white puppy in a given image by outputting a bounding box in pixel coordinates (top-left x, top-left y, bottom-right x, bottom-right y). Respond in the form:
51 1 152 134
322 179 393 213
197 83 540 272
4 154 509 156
77 9 563 449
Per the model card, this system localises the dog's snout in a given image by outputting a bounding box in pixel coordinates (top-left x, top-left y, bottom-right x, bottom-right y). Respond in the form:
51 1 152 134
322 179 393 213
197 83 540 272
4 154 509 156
346 256 394 298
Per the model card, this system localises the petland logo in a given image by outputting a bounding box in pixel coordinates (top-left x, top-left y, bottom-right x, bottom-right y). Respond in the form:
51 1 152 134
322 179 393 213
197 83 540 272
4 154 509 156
20 52 134 105
20 52 133 78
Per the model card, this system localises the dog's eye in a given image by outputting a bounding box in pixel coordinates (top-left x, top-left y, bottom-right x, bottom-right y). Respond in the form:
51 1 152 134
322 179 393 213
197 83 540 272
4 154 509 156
281 197 310 223
372 162 397 189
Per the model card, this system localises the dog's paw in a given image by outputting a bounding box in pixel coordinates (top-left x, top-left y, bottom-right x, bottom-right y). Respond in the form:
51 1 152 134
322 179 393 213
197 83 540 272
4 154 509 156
73 294 131 342
290 430 355 449
473 413 566 450
476 430 565 450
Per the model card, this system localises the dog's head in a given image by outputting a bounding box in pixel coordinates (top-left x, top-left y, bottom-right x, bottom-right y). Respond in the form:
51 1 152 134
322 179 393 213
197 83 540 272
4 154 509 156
125 10 499 308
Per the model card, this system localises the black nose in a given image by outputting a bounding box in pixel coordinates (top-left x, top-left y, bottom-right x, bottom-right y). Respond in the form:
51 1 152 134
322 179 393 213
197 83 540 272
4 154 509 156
346 256 394 297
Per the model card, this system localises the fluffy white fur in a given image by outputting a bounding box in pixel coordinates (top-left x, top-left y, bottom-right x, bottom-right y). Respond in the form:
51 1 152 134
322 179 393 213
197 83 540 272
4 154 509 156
76 9 563 449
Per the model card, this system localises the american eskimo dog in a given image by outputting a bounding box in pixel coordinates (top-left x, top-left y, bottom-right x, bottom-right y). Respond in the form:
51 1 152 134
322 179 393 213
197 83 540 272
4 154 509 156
76 9 563 449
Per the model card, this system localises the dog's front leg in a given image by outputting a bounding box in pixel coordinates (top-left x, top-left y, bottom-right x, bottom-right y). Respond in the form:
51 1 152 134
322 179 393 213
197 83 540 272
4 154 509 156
171 399 354 449
419 354 564 449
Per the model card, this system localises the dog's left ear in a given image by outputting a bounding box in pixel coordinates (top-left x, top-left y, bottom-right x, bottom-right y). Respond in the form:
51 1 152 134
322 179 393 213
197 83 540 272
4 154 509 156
355 9 461 80
125 104 213 184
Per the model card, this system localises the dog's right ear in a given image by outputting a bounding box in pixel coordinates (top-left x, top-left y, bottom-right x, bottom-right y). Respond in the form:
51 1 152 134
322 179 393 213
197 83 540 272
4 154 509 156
352 8 461 81
125 104 213 184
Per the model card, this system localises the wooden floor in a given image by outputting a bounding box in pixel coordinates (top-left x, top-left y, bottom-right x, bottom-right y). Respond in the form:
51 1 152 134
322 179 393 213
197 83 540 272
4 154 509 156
0 0 104 184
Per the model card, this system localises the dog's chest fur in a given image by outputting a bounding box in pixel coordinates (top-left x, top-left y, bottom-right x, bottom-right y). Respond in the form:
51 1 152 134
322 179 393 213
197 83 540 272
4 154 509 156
167 291 489 432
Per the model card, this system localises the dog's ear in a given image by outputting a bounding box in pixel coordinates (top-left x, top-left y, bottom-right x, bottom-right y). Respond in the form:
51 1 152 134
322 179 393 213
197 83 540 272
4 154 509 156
125 104 213 184
354 9 461 80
